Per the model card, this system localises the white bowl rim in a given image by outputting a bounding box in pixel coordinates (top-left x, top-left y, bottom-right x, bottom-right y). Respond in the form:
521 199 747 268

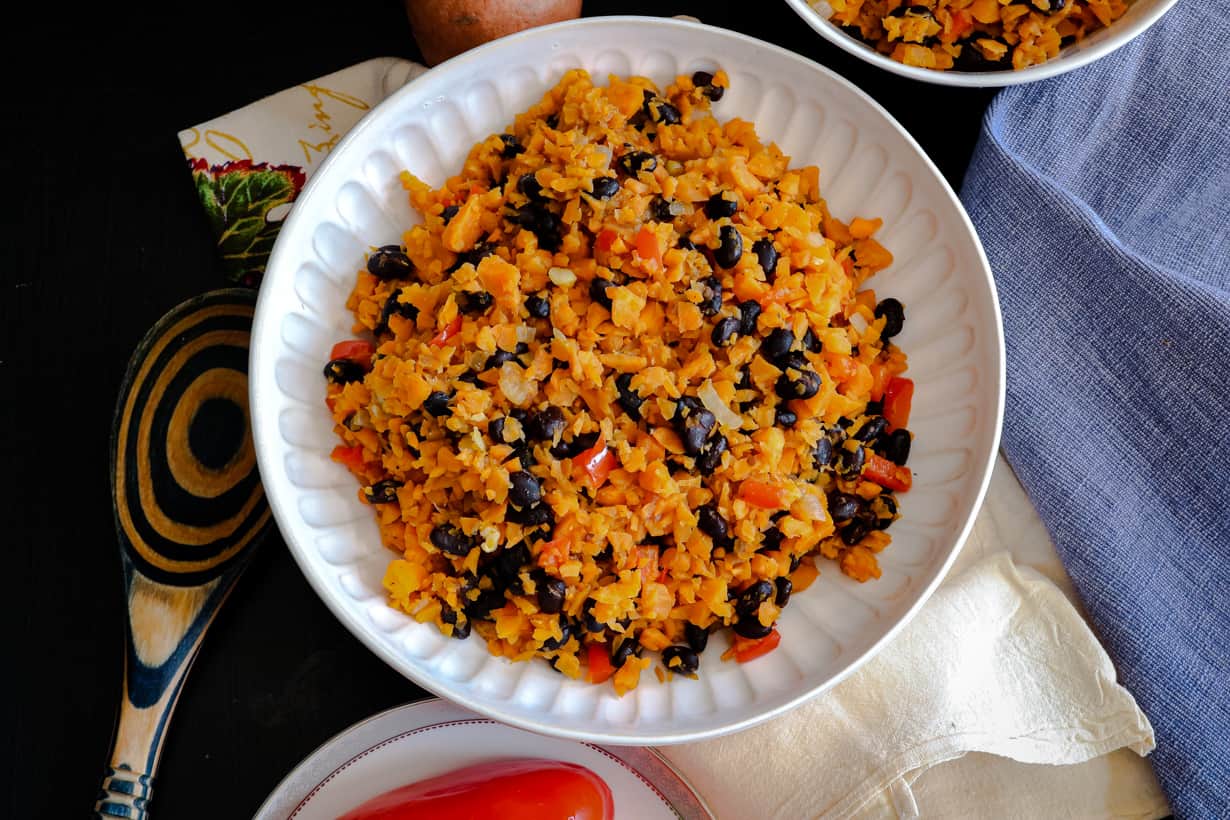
782 0 1181 87
250 14 1007 745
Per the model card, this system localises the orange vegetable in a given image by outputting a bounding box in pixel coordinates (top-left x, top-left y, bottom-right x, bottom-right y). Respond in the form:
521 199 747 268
734 628 781 663
869 362 892 402
823 352 858 384
634 226 662 268
950 8 974 38
429 315 462 347
636 545 660 586
573 438 617 488
737 479 789 509
331 444 366 473
883 376 914 429
864 453 912 492
587 642 615 684
330 339 375 368
536 536 571 572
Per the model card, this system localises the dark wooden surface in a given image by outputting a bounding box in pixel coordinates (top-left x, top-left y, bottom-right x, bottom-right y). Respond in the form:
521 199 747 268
2 2 993 817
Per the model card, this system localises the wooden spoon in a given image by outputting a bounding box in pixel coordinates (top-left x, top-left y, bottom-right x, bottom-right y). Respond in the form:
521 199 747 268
94 288 273 818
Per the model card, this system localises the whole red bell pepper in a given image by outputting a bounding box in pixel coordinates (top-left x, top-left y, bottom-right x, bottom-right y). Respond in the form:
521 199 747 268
339 759 614 820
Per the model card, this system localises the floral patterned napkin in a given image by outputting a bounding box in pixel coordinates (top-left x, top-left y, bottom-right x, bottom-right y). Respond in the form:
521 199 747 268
178 57 426 285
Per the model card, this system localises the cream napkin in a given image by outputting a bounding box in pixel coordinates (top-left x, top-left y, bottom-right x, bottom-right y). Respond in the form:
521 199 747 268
659 552 1156 818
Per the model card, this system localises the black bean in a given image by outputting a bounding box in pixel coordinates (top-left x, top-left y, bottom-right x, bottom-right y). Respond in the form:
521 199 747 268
681 409 717 456
677 235 696 251
611 638 641 668
549 430 599 459
535 573 567 615
698 276 723 316
753 238 778 280
525 294 551 320
736 580 774 617
541 618 574 651
685 622 710 653
759 526 784 554
617 151 657 176
367 245 414 281
507 203 562 252
590 176 620 199
697 503 728 541
705 192 737 219
715 225 743 269
738 300 762 335
431 524 473 557
375 288 420 336
733 616 773 639
761 328 794 363
649 99 682 125
874 298 905 339
505 502 555 527
691 71 725 101
841 518 869 546
692 70 714 87
489 416 512 444
737 364 754 391
442 608 472 639
590 277 614 310
615 372 645 421
661 645 700 675
880 428 912 465
864 399 883 416
582 599 605 633
675 396 702 418
813 437 835 470
448 241 496 273
775 408 798 429
872 495 899 530
696 434 727 475
464 588 506 620
828 492 863 523
840 444 866 480
650 196 675 222
441 204 460 224
517 173 544 201
711 316 740 348
774 576 793 608
508 471 543 507
363 479 402 504
323 358 366 385
423 391 452 417
458 290 493 315
484 348 519 371
499 133 524 158
776 369 821 401
526 406 566 441
801 327 821 353
855 416 888 442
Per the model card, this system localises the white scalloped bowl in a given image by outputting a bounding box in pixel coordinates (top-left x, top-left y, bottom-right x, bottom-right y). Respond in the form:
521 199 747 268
785 0 1179 87
250 16 1004 745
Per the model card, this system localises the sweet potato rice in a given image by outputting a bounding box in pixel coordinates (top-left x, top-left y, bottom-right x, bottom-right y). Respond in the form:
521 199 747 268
324 70 917 694
824 0 1128 71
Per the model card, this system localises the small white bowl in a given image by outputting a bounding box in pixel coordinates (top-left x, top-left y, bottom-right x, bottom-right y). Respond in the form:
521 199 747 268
784 0 1180 87
250 15 1004 745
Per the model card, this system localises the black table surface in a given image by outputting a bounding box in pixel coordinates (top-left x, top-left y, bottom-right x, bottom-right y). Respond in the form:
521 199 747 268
3 2 993 817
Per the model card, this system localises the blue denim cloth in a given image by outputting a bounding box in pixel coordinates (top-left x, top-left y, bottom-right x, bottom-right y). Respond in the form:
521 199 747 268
959 4 1230 817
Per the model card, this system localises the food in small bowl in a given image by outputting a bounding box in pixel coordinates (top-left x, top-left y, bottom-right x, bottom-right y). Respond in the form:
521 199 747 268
820 0 1128 71
323 69 917 696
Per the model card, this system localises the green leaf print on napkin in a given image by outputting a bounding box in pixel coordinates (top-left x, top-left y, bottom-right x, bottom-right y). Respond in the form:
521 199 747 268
190 159 306 286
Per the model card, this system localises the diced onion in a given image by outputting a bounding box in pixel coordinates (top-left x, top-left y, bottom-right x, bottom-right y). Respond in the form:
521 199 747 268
806 231 826 247
849 312 870 334
699 380 743 430
515 324 537 344
549 267 577 287
499 362 537 405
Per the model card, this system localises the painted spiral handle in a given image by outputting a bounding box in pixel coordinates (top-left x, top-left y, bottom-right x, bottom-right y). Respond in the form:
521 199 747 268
95 289 272 818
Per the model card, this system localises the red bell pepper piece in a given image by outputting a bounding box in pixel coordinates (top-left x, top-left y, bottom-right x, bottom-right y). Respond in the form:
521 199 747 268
595 228 618 252
330 339 375 368
338 759 614 820
737 479 789 509
864 453 912 492
573 438 617 488
587 642 615 685
429 315 462 347
734 628 781 663
883 376 914 429
634 226 662 268
331 444 366 473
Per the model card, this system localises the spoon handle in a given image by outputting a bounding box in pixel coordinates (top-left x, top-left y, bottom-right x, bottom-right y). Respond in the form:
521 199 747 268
94 562 242 818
